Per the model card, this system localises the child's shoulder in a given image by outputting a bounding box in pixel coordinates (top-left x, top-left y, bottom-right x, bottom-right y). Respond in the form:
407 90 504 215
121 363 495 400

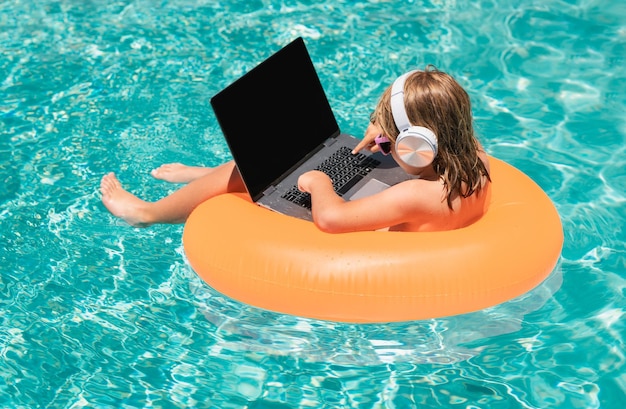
387 177 449 211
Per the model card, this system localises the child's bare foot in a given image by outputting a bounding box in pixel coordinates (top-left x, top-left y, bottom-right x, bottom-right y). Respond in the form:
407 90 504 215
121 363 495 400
150 163 212 184
100 172 151 227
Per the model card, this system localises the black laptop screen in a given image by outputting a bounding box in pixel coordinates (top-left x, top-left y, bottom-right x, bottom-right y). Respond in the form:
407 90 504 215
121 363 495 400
210 37 340 201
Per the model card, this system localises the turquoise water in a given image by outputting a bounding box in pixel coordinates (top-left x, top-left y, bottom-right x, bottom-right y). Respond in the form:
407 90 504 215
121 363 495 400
1 0 625 407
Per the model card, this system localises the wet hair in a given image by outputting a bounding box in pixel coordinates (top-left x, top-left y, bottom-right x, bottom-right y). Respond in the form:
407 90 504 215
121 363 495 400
372 66 490 209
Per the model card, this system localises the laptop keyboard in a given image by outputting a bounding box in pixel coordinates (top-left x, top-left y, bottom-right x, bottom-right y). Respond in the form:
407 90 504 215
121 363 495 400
281 146 381 209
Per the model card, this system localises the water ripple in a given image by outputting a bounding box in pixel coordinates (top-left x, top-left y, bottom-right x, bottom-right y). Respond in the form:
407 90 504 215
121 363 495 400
2 0 625 407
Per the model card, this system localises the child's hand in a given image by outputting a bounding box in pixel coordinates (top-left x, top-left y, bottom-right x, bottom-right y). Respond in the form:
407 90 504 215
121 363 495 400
352 122 384 154
297 170 332 193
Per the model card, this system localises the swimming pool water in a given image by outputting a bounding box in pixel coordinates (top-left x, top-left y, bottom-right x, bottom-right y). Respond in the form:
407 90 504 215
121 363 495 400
1 0 625 407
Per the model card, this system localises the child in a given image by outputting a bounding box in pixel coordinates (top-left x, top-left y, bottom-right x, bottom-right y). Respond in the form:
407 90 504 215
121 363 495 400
100 66 490 232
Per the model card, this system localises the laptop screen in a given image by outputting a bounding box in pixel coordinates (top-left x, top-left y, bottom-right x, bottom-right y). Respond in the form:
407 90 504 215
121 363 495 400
210 37 340 201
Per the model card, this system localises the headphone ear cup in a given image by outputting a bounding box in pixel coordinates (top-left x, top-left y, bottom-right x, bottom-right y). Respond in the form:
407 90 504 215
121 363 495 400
394 126 438 168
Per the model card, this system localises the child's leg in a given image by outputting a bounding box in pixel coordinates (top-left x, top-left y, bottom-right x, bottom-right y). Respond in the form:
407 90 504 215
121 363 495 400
151 163 213 184
100 160 245 227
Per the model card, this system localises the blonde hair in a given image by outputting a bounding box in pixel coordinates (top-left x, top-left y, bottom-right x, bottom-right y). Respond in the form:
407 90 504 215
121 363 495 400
372 66 490 208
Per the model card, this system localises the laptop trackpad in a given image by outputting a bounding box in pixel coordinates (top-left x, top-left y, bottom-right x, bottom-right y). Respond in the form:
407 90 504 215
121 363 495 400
347 179 390 201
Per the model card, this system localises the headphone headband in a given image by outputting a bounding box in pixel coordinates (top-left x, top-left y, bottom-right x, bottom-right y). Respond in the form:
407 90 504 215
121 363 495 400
390 70 418 133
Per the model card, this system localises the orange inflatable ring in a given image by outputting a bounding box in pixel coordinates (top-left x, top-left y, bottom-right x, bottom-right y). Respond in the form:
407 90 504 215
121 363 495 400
183 157 563 323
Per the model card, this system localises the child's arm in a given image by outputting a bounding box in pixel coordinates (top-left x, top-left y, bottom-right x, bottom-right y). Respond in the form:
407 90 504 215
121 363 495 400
352 122 384 154
298 170 444 233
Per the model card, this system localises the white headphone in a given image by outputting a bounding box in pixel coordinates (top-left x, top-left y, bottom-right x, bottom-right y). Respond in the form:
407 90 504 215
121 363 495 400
390 70 438 168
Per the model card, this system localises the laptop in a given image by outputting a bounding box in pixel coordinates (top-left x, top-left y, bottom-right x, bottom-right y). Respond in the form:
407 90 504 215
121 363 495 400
210 37 411 221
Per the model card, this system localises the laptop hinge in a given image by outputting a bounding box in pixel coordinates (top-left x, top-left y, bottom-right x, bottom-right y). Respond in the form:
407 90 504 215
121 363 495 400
324 137 337 147
262 186 277 197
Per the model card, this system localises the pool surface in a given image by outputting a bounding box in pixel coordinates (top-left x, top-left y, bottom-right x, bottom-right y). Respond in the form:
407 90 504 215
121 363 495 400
1 0 625 407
